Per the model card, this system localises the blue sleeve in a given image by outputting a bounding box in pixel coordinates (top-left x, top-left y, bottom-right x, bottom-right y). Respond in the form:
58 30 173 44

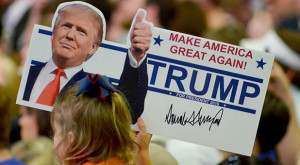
118 54 148 124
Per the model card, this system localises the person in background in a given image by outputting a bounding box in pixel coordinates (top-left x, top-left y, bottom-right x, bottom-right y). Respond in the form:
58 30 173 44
240 28 300 165
219 90 290 165
10 107 59 165
167 1 207 37
0 31 23 164
202 0 247 45
0 37 22 148
246 0 299 39
263 0 299 31
1 0 52 53
144 0 176 29
0 50 20 116
268 62 300 165
106 0 146 43
0 85 24 165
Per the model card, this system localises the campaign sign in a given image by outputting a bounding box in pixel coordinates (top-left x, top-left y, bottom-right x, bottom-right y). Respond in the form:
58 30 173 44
142 28 274 156
17 5 274 156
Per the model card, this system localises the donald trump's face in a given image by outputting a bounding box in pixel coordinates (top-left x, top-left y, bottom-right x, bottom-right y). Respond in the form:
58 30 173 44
51 5 103 69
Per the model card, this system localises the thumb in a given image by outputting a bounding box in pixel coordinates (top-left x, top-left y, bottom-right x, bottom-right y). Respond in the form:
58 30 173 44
137 117 146 134
134 10 145 24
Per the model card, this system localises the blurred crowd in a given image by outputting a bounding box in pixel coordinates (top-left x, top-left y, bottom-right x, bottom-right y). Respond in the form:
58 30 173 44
0 0 300 164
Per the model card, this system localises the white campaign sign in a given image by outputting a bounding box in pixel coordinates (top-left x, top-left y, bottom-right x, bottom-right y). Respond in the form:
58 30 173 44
17 9 274 156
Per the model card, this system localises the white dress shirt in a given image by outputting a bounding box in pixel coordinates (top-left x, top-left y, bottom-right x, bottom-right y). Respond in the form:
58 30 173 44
29 50 146 103
29 58 82 102
128 49 147 68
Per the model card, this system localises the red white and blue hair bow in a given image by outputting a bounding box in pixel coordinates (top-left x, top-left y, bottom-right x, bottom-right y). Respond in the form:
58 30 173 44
76 73 115 100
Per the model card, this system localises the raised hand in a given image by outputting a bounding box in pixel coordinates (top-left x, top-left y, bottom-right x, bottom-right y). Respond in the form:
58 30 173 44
129 10 152 63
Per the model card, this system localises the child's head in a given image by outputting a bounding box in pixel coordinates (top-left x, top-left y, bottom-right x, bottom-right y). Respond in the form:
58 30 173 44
51 75 136 164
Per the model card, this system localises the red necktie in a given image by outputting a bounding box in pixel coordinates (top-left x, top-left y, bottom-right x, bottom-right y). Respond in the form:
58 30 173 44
36 68 65 106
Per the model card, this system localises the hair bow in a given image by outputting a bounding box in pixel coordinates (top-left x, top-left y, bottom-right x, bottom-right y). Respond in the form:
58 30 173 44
76 73 115 100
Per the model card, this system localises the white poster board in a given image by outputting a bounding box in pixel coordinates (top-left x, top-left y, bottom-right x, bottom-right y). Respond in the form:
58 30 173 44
17 6 274 156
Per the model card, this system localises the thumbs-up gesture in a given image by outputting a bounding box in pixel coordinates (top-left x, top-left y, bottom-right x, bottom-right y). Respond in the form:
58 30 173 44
129 10 152 63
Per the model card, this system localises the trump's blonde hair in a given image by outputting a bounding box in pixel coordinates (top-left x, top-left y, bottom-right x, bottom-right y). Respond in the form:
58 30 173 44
52 85 136 164
53 4 104 45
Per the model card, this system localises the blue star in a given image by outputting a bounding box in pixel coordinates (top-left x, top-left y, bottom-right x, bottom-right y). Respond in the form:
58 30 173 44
256 58 267 69
153 35 163 46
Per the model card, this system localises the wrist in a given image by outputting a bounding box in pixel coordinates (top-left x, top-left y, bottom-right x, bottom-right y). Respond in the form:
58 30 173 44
130 47 144 63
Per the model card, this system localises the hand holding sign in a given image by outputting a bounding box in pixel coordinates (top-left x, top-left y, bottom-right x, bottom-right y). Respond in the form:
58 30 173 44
135 118 152 165
129 10 152 63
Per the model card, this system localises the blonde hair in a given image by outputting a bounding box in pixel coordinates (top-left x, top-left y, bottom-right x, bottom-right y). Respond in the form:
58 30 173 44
52 85 136 164
53 4 103 45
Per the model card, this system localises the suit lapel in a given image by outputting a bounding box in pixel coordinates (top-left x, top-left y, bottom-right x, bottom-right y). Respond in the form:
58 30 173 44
61 69 86 93
23 62 46 101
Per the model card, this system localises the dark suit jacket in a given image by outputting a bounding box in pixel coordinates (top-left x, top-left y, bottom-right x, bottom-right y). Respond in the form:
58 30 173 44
23 54 148 124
